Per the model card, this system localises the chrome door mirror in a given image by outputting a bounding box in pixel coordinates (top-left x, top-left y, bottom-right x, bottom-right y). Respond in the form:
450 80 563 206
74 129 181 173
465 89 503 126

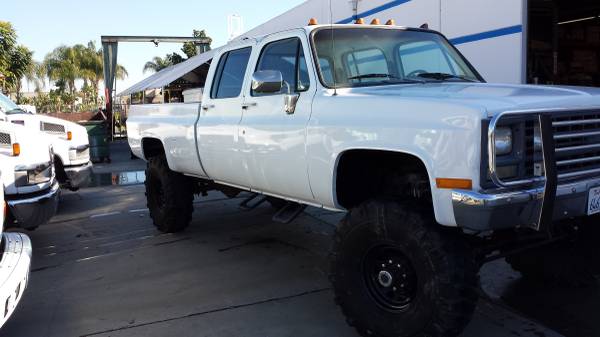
252 70 283 94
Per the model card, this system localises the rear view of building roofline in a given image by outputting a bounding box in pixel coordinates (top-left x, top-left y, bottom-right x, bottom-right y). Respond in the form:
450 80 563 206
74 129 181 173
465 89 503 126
127 19 600 337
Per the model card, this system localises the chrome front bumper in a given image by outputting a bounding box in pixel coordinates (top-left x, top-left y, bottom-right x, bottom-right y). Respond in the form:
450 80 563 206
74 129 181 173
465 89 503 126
64 161 92 189
7 181 59 229
452 176 600 231
0 233 32 329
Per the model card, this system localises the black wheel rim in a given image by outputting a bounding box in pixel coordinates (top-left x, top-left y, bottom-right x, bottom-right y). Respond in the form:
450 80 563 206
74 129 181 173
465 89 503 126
363 244 418 311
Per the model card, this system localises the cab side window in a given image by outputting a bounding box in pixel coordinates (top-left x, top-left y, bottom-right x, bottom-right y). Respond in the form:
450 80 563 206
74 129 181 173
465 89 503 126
211 47 252 99
253 38 310 96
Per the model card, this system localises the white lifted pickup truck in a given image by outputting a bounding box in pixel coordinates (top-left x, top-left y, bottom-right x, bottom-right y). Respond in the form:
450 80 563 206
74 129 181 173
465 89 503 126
1 93 92 191
128 23 600 337
0 173 32 329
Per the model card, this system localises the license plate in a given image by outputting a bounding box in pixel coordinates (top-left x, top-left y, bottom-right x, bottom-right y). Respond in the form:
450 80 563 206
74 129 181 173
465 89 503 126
588 186 600 216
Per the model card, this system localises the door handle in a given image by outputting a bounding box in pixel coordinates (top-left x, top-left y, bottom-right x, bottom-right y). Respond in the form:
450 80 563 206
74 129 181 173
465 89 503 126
202 104 215 111
241 102 257 109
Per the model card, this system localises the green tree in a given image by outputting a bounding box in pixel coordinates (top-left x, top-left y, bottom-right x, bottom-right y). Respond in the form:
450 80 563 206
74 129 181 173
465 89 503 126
0 21 17 79
0 21 33 99
144 29 212 74
143 55 173 73
7 45 33 103
181 29 212 58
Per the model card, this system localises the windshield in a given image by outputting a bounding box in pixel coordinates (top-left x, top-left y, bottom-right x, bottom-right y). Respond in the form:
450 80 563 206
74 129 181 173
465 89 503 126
0 93 21 114
312 28 482 88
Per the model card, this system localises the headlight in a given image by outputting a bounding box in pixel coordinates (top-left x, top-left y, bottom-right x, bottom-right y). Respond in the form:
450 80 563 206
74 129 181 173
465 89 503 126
14 162 53 187
495 127 513 155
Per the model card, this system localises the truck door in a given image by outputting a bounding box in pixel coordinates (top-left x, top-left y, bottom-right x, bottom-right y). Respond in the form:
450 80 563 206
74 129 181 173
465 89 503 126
196 45 254 188
239 33 316 202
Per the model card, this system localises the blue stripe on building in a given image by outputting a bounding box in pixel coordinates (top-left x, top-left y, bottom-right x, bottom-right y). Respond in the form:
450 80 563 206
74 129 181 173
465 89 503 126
333 0 522 45
449 25 523 45
336 0 412 24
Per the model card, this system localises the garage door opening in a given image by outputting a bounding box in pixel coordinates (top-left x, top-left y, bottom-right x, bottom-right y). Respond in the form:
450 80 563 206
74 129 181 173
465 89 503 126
528 0 600 86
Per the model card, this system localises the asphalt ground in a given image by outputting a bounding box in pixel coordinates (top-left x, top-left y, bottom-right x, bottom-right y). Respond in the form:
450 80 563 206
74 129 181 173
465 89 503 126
1 141 597 337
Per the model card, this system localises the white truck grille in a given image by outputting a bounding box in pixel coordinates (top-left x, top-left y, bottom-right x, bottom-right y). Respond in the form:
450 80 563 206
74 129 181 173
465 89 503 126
40 122 66 134
0 132 10 145
526 111 600 181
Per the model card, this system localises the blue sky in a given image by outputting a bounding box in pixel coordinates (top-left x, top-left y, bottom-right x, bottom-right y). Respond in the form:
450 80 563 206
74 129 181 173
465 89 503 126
3 0 304 93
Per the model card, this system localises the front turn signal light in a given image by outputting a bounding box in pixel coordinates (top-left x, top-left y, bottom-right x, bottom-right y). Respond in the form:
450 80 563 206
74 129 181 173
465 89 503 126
436 178 473 190
67 131 73 140
12 143 20 156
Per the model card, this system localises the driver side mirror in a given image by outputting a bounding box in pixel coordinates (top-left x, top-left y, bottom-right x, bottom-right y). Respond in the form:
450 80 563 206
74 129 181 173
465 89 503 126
252 70 283 94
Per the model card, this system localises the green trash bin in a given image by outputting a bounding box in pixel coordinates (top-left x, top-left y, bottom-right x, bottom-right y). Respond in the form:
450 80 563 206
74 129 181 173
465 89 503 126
80 121 110 163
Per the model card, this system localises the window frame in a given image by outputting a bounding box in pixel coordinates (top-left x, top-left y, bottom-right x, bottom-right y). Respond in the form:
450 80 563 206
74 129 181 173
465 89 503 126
252 37 311 97
210 46 253 99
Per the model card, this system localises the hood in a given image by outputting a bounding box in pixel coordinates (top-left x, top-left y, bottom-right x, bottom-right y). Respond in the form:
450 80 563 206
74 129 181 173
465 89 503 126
5 113 88 147
345 82 600 117
0 121 53 167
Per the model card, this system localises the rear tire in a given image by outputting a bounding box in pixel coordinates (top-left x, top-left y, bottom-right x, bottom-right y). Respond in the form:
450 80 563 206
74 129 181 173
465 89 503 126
145 156 194 233
330 199 479 337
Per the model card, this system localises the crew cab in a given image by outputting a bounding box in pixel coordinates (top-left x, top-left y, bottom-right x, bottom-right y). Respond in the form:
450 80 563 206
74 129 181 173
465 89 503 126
0 119 59 230
127 23 600 337
1 93 92 191
0 172 33 329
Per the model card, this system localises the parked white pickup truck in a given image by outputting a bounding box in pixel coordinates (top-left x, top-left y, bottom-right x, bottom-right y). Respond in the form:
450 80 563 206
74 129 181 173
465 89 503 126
128 23 600 337
1 93 92 191
0 172 33 329
0 118 59 230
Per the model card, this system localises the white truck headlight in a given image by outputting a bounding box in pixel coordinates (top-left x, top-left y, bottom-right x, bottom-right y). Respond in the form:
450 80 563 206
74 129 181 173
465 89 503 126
495 127 513 156
14 162 53 187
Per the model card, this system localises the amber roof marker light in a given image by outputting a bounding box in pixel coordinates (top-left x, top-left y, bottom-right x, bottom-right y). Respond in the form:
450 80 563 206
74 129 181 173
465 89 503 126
308 18 318 26
355 18 365 24
385 19 396 26
371 18 381 25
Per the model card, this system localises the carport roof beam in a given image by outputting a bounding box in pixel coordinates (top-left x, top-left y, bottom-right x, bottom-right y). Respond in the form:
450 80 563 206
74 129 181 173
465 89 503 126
100 36 212 44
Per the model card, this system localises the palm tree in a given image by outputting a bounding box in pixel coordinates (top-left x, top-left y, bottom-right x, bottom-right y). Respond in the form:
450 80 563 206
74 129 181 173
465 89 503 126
25 61 46 92
143 56 173 74
44 46 80 99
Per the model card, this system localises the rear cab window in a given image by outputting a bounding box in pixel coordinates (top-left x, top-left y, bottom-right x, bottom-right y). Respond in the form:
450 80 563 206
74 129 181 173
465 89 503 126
211 47 252 99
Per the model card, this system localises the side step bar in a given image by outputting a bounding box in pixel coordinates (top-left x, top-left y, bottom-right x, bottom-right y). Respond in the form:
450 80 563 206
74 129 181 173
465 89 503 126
239 193 267 210
272 202 306 224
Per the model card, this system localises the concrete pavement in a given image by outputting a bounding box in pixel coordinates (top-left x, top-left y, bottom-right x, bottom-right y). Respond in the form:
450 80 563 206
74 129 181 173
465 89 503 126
1 183 565 337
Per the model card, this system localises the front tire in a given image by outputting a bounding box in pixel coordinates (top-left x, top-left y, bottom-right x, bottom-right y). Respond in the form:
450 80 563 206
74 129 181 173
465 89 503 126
145 156 194 233
330 200 479 337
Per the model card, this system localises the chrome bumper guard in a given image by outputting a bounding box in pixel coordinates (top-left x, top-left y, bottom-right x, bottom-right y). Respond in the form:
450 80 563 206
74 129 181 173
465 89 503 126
0 233 32 329
7 181 59 229
64 161 92 188
454 109 599 231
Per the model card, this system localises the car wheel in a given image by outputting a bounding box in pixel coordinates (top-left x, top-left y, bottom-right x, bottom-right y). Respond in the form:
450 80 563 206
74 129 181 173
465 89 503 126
330 199 479 337
145 155 194 233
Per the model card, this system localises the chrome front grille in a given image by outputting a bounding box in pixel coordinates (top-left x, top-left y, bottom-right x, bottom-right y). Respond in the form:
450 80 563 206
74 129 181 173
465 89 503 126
0 132 10 145
524 110 600 182
40 122 65 134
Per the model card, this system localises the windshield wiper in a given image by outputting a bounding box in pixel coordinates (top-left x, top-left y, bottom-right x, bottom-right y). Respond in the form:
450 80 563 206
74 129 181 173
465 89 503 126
5 108 29 115
414 72 476 82
348 73 425 84
348 73 402 80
